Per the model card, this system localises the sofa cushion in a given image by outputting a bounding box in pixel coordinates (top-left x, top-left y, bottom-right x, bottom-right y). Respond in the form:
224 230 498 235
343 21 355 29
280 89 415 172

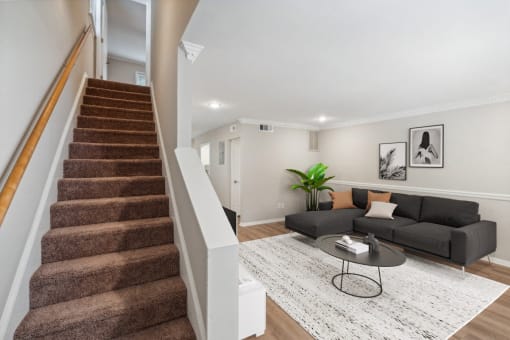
367 191 391 210
393 222 452 258
420 196 480 227
390 193 423 221
285 208 364 238
329 191 355 209
352 188 368 209
353 216 416 241
365 201 397 220
352 188 385 209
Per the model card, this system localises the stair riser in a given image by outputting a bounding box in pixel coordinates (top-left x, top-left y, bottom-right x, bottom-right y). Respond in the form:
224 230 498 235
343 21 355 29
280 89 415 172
58 177 165 200
51 198 169 228
16 291 187 340
81 105 153 121
88 78 150 94
42 222 173 263
86 87 151 102
77 116 155 131
114 318 196 340
84 96 152 111
63 160 162 178
69 144 159 159
73 129 157 145
31 254 179 308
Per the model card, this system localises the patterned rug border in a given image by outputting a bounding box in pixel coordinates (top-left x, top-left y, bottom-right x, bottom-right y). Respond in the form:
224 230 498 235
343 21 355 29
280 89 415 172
240 233 509 340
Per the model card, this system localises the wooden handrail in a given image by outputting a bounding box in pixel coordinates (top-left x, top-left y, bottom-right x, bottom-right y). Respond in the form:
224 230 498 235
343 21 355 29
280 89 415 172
0 24 93 226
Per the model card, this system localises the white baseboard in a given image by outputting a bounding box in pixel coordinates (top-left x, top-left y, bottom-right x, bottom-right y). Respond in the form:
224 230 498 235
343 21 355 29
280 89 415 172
491 256 510 268
240 217 285 227
151 84 206 340
0 73 88 339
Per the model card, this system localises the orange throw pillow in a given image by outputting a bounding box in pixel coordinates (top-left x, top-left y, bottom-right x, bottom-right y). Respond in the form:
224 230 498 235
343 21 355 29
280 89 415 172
329 191 356 209
366 191 392 210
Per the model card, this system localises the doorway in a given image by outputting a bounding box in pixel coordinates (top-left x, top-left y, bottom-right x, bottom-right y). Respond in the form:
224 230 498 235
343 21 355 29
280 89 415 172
230 138 241 216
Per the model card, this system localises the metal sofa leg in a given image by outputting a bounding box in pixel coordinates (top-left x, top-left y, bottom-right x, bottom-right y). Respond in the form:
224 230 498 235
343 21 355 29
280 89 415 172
487 255 492 264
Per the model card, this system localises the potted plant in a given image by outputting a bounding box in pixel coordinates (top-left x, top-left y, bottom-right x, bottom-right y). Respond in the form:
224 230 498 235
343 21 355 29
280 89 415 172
286 163 335 211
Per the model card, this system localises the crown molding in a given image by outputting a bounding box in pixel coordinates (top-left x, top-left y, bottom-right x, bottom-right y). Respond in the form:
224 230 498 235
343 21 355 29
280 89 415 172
322 93 510 130
238 118 319 131
180 40 205 63
108 53 145 66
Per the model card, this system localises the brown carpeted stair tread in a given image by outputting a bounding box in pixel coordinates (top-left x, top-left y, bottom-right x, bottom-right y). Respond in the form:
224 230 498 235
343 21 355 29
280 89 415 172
42 217 173 263
114 317 196 340
63 159 163 178
51 194 169 228
81 104 154 121
86 87 152 102
88 78 150 94
15 78 195 339
58 176 165 200
77 115 155 131
31 244 179 308
14 277 187 339
84 95 152 111
73 128 157 144
69 142 159 159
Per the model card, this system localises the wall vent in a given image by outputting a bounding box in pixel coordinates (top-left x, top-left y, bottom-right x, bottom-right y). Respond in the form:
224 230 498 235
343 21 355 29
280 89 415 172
259 124 274 133
309 131 319 152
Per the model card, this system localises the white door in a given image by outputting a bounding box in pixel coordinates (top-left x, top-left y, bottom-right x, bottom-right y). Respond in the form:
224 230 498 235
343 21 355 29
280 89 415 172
230 138 241 215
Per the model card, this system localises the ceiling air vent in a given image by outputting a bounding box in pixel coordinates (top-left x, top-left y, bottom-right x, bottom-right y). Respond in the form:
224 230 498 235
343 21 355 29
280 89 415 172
259 124 274 133
309 131 319 152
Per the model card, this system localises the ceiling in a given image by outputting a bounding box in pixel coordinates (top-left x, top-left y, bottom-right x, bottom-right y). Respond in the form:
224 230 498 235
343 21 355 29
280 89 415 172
107 0 146 64
184 0 510 136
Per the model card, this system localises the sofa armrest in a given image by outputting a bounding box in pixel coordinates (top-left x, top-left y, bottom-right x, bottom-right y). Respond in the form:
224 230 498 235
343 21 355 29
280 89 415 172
319 201 333 211
450 221 496 266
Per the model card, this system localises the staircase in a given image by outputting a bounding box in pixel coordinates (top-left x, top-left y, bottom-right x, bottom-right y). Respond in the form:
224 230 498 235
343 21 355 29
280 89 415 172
14 79 196 340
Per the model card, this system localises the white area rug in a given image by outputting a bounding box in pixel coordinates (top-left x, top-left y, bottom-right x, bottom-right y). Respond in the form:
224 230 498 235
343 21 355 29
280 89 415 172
239 233 508 340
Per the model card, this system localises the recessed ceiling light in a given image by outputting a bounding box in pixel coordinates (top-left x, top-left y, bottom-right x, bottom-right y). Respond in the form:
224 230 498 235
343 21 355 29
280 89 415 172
208 101 222 110
318 115 327 123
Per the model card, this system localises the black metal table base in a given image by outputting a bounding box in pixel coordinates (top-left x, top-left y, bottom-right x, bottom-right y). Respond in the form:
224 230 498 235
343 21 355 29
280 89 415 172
331 260 383 298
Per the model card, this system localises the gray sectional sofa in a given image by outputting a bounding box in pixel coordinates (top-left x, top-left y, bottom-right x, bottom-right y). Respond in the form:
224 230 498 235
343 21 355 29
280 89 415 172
285 188 497 266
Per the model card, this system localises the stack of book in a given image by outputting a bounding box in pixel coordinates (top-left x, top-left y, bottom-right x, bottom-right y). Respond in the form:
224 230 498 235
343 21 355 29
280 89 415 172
335 239 369 254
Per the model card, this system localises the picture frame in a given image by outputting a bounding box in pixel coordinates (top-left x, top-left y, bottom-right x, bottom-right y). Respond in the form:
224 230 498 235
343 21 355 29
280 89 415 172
379 142 407 181
409 124 444 168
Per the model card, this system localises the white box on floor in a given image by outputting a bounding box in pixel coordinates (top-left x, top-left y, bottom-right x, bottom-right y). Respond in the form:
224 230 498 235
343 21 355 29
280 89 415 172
239 264 266 339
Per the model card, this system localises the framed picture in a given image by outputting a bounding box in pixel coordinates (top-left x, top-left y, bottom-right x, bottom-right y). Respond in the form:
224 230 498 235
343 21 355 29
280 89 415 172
409 124 444 168
379 142 407 180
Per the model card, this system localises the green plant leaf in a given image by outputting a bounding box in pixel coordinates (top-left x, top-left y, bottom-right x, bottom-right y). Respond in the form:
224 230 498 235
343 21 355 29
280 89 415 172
286 168 308 180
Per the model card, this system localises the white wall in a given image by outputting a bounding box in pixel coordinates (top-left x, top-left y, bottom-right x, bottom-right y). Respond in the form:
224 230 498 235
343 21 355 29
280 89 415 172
241 125 320 223
194 123 321 225
108 58 145 84
319 101 510 262
152 2 240 340
0 0 93 335
192 124 241 207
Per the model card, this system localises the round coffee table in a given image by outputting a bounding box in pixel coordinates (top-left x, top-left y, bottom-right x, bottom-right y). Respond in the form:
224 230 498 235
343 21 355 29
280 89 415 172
317 234 406 298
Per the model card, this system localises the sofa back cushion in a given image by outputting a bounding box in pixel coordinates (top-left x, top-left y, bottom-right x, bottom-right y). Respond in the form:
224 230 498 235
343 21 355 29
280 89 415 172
390 193 422 221
352 188 386 209
420 196 480 227
352 188 368 209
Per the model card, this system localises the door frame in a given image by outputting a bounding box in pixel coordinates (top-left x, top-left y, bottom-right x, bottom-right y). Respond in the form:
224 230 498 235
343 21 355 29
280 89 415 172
229 138 241 216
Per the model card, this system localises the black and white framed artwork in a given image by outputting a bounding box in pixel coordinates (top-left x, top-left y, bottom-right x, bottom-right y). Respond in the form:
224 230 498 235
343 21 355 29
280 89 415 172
379 142 407 180
409 124 444 168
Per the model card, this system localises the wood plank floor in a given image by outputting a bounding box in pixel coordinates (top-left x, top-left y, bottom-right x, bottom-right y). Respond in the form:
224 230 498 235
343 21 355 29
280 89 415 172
238 222 510 340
